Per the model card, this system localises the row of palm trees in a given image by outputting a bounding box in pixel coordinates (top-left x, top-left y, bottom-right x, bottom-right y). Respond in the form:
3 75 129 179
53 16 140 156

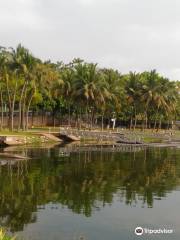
0 44 179 131
125 71 179 129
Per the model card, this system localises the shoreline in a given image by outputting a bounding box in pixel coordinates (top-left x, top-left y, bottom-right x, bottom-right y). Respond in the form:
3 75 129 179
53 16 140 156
0 129 180 148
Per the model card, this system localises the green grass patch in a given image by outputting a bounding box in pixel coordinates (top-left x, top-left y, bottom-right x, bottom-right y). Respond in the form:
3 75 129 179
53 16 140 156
0 229 16 240
143 137 163 143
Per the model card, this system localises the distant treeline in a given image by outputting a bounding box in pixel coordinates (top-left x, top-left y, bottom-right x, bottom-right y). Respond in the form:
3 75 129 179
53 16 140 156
0 44 180 131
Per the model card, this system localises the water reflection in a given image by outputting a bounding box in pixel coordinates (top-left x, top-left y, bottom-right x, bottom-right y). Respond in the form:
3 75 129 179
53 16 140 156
0 146 179 232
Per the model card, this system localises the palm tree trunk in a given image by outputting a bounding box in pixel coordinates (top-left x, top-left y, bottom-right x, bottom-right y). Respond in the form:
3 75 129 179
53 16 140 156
101 114 104 131
145 112 148 129
18 82 26 131
0 90 3 130
11 80 18 131
68 104 71 126
158 118 162 130
32 110 34 126
10 109 14 132
6 75 13 131
90 110 93 130
153 119 157 130
25 91 34 130
133 107 137 130
79 108 82 129
22 87 27 130
130 116 133 130
153 110 159 131
7 97 15 132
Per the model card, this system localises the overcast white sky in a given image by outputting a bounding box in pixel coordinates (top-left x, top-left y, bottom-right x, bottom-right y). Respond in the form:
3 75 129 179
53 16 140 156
1 0 180 79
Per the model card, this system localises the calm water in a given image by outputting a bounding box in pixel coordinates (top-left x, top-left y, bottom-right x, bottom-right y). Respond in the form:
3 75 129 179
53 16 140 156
0 145 180 240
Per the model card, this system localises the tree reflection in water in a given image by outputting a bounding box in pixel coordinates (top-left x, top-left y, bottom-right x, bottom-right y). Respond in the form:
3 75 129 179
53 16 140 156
0 146 179 232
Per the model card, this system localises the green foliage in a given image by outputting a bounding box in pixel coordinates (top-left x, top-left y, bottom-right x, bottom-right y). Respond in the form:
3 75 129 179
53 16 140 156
0 45 179 131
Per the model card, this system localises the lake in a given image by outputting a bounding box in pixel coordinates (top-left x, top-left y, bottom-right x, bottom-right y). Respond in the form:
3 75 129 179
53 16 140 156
0 145 180 240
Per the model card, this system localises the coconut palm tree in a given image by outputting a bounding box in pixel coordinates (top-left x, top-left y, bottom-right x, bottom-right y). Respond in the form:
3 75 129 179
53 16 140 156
72 61 110 128
125 72 142 129
140 70 162 129
8 44 38 130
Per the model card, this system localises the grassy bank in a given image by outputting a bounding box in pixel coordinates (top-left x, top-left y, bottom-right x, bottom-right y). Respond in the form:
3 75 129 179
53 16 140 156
0 130 60 145
0 128 180 146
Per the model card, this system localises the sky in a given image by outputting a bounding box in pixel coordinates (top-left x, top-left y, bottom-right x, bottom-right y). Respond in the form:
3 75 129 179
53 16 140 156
0 0 180 79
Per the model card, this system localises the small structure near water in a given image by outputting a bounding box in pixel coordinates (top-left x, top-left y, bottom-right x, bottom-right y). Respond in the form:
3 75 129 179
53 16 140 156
0 136 26 146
